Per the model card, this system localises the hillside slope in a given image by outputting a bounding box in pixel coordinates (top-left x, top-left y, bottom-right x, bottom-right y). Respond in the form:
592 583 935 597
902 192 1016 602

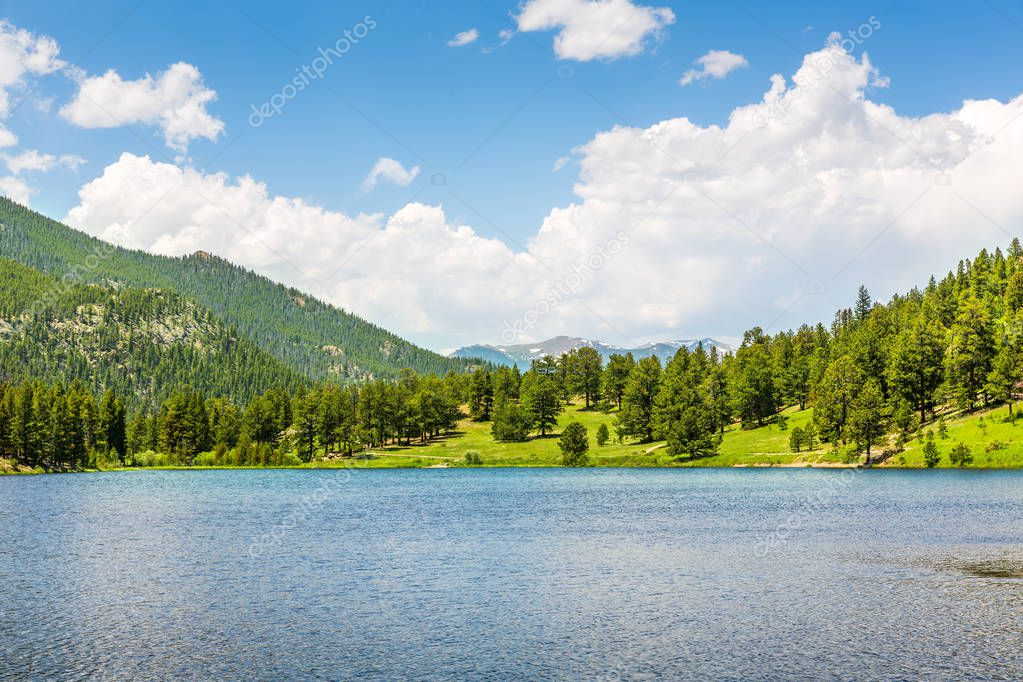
0 257 304 405
0 198 474 380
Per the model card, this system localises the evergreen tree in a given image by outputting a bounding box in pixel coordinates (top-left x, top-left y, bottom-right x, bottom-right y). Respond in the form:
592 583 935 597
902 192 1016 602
468 369 494 421
601 352 635 410
848 379 888 465
617 356 661 442
922 433 941 467
731 328 778 428
789 427 804 453
654 348 719 459
813 355 862 443
558 422 589 466
854 285 873 321
570 347 603 408
520 368 563 436
985 325 1022 417
99 388 127 461
949 442 974 467
946 295 995 410
491 397 532 442
888 319 946 423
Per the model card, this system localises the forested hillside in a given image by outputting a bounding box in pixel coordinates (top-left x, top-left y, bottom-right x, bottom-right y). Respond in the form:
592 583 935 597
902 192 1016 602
0 258 304 406
4 235 1023 473
462 240 1023 467
0 198 476 380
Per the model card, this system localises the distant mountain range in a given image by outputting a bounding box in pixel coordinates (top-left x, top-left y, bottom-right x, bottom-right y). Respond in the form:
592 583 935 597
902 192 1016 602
450 335 734 370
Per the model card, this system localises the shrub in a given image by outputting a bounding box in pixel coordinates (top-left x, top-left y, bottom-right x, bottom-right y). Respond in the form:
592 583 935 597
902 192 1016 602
775 413 789 431
464 451 483 465
278 452 303 466
193 451 219 466
949 442 973 467
491 400 532 442
985 440 1007 453
923 435 941 468
596 423 610 447
133 450 175 467
803 423 817 451
559 422 590 467
788 426 804 453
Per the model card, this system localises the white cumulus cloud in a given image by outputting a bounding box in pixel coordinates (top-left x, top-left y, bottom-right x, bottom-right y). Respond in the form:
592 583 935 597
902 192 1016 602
679 49 748 86
0 175 32 204
515 0 675 61
361 157 421 192
0 19 65 147
448 28 479 47
3 149 85 174
65 40 1023 350
60 62 224 153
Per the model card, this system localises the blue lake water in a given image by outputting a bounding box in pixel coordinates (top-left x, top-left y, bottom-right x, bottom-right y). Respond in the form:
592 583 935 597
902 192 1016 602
2 468 1023 680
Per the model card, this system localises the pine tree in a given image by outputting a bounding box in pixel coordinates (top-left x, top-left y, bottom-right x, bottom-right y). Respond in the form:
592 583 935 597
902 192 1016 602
946 295 995 410
520 369 563 436
558 422 589 466
812 355 862 444
491 397 532 442
888 319 946 423
731 329 778 428
789 427 804 453
617 356 661 442
848 379 888 465
985 326 1021 417
468 369 494 421
570 347 603 408
654 348 719 459
854 285 873 321
922 433 941 467
601 353 635 410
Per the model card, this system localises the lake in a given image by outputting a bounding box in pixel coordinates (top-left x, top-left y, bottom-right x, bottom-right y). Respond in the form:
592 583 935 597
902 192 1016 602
2 468 1022 679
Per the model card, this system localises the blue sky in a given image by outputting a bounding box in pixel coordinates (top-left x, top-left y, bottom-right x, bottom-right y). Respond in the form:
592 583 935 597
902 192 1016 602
1 0 1022 350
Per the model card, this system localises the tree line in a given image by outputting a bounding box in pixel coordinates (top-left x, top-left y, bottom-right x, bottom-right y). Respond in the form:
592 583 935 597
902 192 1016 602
4 241 1023 470
0 369 467 470
472 240 1023 464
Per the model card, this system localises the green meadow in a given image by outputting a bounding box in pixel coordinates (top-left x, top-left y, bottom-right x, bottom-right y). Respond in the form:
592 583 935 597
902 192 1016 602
301 401 1023 469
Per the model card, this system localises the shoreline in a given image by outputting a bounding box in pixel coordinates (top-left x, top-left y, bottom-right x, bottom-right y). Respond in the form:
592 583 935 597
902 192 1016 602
6 461 1018 475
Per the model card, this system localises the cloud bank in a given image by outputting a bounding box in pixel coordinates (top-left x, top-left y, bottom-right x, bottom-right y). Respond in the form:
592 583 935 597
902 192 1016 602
66 40 1023 350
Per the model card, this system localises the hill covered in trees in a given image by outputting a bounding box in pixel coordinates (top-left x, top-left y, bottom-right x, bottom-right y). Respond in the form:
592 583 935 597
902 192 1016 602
0 198 476 381
435 239 1023 467
4 234 1023 473
0 257 304 407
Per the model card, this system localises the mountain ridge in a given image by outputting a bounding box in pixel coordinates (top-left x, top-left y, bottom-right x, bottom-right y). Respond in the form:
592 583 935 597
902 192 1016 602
451 335 734 370
0 197 478 381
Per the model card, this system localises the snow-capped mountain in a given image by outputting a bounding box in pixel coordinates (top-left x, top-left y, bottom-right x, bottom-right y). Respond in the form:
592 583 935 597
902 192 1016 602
450 335 734 370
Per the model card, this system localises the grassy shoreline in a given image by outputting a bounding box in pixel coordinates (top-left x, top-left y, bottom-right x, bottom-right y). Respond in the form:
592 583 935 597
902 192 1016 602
6 402 1023 474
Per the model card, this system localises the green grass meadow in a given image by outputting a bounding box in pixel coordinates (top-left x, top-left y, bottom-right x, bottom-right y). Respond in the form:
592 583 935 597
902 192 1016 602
315 401 1023 469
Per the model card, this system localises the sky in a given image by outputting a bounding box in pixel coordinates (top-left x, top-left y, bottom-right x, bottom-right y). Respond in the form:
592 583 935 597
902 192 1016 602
0 0 1021 352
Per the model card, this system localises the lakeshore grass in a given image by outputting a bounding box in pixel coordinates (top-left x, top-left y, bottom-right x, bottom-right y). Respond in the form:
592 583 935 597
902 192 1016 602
11 402 1023 474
